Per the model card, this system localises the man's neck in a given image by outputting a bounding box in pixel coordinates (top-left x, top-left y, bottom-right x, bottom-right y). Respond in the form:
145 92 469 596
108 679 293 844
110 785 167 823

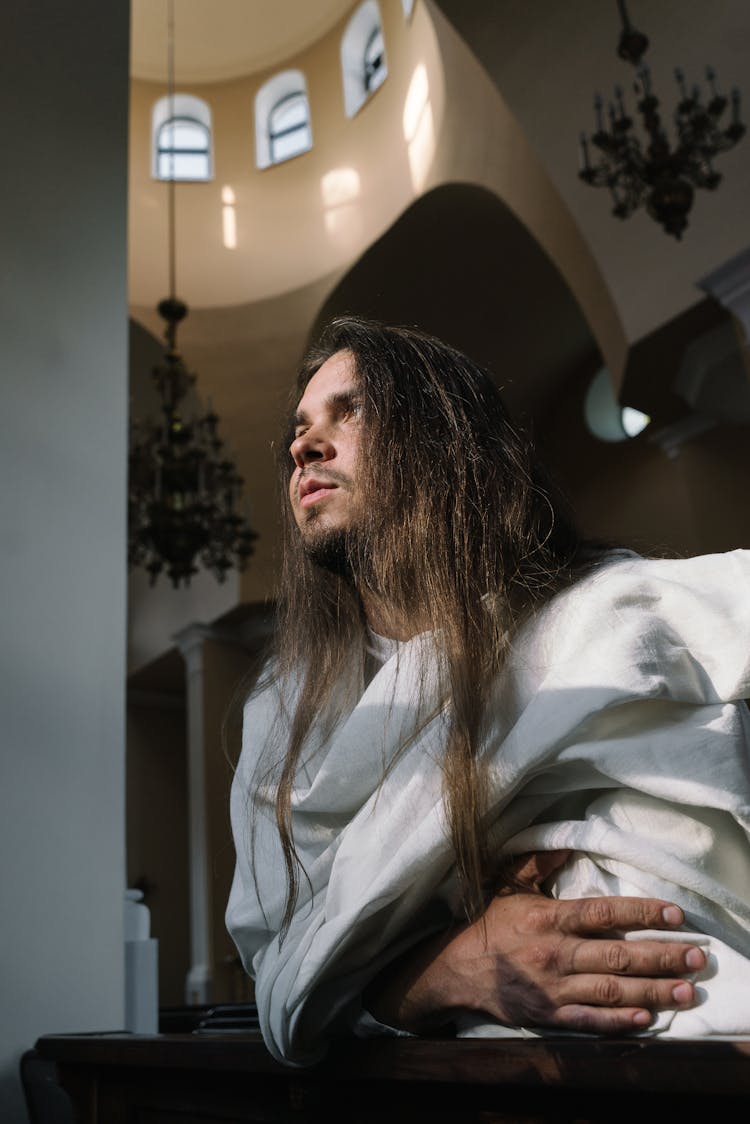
359 589 427 642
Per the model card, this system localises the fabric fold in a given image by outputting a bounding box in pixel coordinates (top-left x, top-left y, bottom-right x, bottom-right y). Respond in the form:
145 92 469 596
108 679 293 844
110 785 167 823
226 549 750 1064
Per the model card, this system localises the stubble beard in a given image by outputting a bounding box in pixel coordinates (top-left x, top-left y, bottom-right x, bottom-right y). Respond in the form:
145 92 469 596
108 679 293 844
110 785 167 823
294 470 365 579
300 521 357 579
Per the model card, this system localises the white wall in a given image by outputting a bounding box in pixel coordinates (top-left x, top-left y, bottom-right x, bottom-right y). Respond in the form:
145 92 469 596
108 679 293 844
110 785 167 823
0 1 129 1119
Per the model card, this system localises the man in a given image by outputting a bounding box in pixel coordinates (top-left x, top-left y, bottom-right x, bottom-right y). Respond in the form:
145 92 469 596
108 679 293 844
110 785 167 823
226 316 750 1066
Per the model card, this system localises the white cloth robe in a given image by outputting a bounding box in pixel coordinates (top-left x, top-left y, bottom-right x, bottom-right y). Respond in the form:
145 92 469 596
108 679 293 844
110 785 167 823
225 549 750 1065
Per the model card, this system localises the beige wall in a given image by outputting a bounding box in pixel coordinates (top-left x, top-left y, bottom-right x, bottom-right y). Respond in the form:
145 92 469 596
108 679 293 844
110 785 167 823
128 0 444 310
129 0 625 373
128 0 631 668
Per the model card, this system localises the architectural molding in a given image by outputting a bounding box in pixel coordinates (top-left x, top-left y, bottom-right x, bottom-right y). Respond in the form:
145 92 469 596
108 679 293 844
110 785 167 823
698 246 750 343
173 623 214 1005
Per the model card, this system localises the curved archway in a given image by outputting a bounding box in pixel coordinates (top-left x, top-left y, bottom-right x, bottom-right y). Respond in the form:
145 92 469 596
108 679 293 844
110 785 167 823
312 182 600 421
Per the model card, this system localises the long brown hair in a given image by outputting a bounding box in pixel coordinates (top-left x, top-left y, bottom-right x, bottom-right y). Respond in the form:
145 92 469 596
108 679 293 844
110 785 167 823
257 315 601 934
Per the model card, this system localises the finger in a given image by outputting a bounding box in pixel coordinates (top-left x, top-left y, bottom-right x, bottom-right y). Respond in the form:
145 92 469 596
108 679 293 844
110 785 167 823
564 938 706 977
556 974 696 1014
549 1004 656 1035
553 896 686 935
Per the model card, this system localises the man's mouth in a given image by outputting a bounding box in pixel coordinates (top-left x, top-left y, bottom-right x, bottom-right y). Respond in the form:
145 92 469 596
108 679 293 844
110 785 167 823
299 477 339 508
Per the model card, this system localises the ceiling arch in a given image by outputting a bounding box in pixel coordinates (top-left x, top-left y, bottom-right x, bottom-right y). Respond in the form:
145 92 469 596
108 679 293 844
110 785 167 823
312 181 599 420
130 0 357 84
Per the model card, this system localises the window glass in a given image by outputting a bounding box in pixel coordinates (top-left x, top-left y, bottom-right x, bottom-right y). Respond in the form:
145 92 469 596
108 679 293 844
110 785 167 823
271 126 312 164
341 1 388 118
364 27 387 92
269 93 312 163
157 118 211 181
271 95 308 135
256 72 313 169
152 95 212 181
584 367 650 442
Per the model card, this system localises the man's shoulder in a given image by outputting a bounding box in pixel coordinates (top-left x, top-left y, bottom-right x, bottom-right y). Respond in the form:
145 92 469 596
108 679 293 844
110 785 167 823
519 547 750 658
568 546 750 602
535 546 750 665
243 655 303 713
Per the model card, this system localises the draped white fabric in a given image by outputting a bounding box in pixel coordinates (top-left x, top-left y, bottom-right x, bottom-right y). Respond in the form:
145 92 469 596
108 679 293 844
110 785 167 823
226 550 750 1065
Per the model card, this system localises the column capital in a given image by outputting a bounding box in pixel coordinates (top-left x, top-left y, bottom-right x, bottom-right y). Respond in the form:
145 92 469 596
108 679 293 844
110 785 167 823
172 622 216 673
173 621 216 653
698 246 750 341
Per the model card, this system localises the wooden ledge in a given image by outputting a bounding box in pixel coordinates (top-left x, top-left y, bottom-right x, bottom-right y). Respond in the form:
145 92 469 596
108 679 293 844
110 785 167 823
34 1031 750 1123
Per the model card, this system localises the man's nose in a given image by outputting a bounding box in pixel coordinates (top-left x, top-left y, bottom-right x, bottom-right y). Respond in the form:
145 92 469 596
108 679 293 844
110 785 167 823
290 427 335 468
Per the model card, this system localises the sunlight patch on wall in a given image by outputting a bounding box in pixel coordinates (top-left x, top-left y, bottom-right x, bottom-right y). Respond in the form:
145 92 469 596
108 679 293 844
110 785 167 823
222 185 237 249
403 63 434 192
322 167 363 243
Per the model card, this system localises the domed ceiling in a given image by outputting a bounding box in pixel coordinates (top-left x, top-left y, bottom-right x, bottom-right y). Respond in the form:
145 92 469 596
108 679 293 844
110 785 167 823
131 0 750 347
130 0 357 84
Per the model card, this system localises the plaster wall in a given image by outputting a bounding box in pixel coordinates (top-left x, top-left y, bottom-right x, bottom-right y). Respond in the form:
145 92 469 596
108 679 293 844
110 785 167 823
0 0 129 1118
540 364 750 560
435 0 750 345
127 0 630 670
128 0 443 309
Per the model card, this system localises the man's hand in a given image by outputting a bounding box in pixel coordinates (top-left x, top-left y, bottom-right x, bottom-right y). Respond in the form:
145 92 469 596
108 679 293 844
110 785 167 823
364 854 706 1036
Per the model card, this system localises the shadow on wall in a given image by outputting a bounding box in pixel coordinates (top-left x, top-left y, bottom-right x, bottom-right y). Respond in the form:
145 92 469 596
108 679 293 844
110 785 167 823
309 181 750 559
310 181 601 423
536 315 750 559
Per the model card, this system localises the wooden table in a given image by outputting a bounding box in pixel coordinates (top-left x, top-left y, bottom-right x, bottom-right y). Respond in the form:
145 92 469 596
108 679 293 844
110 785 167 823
34 1030 750 1123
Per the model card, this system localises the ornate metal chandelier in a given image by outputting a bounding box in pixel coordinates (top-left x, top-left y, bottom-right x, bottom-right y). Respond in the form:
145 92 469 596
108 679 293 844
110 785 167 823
128 0 257 588
578 0 745 239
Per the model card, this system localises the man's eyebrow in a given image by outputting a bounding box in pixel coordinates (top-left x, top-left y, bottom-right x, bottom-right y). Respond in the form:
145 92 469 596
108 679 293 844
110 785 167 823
328 389 361 412
293 390 361 428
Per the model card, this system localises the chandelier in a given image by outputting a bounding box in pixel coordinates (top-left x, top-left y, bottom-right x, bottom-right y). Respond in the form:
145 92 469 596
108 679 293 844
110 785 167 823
577 0 745 239
128 1 257 589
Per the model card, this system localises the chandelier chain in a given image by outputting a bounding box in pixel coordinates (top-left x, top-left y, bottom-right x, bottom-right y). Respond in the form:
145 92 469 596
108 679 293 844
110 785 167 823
127 0 258 588
166 0 176 305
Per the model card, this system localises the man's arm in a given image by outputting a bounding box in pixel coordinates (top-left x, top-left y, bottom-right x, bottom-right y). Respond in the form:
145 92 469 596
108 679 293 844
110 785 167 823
363 855 705 1035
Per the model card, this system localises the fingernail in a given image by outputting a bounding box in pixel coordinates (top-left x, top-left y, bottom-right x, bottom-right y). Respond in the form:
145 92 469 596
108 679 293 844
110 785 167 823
662 905 682 925
633 1011 652 1026
685 947 705 971
672 982 692 1004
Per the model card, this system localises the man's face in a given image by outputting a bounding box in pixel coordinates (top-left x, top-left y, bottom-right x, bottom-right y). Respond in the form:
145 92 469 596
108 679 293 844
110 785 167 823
288 350 363 546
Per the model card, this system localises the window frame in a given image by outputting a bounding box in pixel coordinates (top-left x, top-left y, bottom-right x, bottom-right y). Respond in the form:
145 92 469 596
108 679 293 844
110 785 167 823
363 26 387 93
151 93 213 182
155 115 211 182
268 91 313 166
341 0 388 119
255 70 313 170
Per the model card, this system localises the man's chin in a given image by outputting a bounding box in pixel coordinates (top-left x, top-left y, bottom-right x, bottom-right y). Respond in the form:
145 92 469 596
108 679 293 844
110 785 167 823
300 525 354 578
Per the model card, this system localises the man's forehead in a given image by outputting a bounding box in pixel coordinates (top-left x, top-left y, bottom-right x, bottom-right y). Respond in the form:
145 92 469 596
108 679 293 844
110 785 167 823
295 350 358 414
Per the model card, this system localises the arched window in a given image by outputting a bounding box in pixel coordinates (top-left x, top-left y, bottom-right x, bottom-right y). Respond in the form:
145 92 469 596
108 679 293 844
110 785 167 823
584 367 650 442
255 71 313 169
363 25 387 92
341 0 388 118
152 94 212 181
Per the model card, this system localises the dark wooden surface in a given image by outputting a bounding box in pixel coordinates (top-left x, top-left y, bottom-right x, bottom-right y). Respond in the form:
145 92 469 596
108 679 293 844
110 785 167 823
35 1030 750 1124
